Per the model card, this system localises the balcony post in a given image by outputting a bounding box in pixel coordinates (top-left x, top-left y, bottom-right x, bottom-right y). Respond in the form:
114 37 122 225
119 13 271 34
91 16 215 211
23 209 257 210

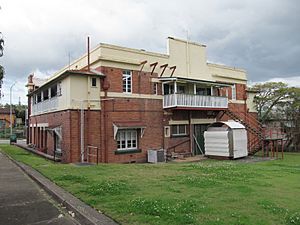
194 83 196 94
174 81 177 106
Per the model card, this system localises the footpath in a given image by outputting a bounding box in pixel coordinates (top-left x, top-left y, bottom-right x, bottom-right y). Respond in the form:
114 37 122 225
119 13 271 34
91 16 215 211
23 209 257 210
0 150 117 225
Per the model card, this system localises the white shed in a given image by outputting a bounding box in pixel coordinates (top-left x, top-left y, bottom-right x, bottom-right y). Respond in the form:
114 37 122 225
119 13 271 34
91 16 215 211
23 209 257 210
204 121 248 159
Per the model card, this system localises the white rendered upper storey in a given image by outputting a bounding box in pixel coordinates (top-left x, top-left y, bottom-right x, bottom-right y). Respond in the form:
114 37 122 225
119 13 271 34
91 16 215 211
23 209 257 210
28 37 247 116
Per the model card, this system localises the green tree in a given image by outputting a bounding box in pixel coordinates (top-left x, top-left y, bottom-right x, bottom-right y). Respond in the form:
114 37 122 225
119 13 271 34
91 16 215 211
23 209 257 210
0 32 4 57
253 82 300 150
14 104 27 124
253 82 289 123
0 31 4 98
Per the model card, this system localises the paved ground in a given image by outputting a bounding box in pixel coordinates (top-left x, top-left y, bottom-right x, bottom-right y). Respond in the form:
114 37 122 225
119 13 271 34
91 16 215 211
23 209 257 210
0 152 79 225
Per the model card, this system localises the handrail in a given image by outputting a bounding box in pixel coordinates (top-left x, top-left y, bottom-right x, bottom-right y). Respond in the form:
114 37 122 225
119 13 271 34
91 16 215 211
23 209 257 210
167 138 190 154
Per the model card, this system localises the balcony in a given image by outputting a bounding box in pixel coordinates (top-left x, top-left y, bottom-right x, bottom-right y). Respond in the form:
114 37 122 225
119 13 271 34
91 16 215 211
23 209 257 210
163 93 228 109
31 97 58 115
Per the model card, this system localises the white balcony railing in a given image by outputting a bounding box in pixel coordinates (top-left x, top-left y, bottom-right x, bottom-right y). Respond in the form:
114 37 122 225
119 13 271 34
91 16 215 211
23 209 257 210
31 97 59 115
163 94 228 109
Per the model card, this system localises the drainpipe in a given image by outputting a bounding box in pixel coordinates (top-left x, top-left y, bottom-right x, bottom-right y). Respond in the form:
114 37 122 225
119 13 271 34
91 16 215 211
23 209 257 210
189 111 193 155
80 101 84 162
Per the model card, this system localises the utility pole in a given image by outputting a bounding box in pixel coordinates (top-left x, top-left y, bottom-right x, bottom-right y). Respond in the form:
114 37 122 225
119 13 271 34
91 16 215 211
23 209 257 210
10 82 16 135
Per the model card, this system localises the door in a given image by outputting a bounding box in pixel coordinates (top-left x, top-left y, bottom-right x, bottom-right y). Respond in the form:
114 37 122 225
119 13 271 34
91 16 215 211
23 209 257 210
193 124 209 155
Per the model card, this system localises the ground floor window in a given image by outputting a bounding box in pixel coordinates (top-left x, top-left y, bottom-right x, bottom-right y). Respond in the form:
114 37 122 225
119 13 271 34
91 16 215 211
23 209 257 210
117 129 137 150
55 133 62 153
171 125 187 136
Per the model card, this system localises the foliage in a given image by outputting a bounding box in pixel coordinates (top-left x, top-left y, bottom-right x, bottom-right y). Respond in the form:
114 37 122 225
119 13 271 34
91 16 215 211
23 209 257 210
0 32 4 98
14 104 27 123
1 145 300 225
0 104 27 124
253 82 300 150
0 65 4 80
0 32 3 57
253 82 289 122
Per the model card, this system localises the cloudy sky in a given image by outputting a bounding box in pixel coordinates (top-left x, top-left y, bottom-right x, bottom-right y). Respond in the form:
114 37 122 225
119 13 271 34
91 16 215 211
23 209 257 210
0 0 299 104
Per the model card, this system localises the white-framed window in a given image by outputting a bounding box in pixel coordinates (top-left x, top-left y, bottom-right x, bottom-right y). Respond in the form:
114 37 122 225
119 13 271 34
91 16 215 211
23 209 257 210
91 77 97 87
177 85 185 94
57 82 62 96
153 82 158 95
43 89 49 101
37 92 42 103
51 84 57 98
232 84 236 100
171 125 187 136
122 70 132 93
117 129 137 150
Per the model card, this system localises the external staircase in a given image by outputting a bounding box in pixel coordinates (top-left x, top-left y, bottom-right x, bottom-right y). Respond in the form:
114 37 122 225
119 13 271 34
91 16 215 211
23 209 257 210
220 109 264 155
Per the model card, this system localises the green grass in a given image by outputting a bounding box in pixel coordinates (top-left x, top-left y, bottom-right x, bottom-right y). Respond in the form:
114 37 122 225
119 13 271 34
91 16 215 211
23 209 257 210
1 144 300 225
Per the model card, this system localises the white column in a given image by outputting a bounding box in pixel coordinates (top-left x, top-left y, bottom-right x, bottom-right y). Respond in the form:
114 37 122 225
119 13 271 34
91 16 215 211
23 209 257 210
174 81 177 106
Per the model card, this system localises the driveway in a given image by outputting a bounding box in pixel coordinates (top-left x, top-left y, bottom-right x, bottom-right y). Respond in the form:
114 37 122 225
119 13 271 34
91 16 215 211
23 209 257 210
0 151 79 225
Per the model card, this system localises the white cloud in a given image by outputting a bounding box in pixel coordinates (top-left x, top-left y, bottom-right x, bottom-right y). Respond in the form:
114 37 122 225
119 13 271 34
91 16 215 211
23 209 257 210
0 0 299 104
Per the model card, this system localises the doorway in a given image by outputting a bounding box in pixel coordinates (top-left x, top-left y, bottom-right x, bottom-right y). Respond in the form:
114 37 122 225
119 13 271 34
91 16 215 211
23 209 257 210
193 124 209 155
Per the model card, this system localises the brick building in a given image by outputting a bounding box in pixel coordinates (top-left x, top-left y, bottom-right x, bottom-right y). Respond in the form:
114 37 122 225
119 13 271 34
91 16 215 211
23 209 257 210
26 37 259 163
0 107 16 129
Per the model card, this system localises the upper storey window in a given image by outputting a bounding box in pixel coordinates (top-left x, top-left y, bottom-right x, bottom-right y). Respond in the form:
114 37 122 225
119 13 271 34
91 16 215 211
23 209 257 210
122 70 132 93
232 84 236 100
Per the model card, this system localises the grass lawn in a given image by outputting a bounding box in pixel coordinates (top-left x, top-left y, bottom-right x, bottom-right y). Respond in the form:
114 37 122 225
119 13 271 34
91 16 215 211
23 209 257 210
1 145 300 225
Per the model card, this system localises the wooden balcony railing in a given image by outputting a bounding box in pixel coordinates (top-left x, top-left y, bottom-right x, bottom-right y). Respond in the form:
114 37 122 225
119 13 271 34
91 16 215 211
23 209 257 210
31 97 58 115
163 94 228 109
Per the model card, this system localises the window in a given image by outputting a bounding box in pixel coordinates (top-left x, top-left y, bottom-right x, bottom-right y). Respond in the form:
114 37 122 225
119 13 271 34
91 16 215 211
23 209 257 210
196 87 211 96
163 84 174 95
91 77 97 87
171 125 187 136
122 70 132 93
57 82 62 96
153 82 158 95
33 95 37 104
43 89 49 101
51 84 57 98
55 133 62 153
117 129 137 150
37 92 42 103
232 84 236 100
177 85 185 94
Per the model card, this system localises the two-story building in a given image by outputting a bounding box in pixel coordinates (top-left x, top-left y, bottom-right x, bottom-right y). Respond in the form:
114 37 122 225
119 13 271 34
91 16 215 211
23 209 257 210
26 37 259 163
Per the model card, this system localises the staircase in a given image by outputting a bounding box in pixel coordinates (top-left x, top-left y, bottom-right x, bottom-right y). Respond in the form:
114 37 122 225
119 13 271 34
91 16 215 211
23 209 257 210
222 109 265 155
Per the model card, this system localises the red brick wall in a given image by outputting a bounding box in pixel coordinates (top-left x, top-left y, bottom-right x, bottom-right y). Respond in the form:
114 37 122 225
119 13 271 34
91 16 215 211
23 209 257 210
28 65 259 163
102 98 163 163
98 66 161 95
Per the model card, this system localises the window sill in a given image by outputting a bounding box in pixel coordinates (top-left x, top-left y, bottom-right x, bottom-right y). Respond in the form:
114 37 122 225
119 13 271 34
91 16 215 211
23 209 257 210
171 134 188 138
114 149 142 155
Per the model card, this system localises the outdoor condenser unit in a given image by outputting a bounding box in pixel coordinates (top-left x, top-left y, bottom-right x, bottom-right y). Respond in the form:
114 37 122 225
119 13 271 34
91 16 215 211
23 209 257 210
147 149 165 163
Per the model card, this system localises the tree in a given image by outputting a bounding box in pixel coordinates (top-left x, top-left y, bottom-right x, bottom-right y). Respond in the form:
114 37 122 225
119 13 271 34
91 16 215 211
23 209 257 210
253 82 300 150
253 82 289 123
14 104 27 124
0 31 4 98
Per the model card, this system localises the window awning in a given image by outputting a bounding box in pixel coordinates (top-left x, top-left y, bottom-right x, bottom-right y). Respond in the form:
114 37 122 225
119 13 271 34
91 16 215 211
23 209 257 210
113 122 146 139
46 126 62 139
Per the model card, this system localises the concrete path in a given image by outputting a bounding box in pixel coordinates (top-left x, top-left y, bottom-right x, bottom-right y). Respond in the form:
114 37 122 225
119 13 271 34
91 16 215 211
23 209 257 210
0 152 79 225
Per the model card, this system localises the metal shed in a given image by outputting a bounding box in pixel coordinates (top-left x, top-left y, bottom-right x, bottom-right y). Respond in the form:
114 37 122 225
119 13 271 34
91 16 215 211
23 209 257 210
204 121 248 159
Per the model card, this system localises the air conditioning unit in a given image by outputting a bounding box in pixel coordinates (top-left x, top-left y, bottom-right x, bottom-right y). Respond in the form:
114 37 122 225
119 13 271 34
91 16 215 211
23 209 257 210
147 149 165 163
